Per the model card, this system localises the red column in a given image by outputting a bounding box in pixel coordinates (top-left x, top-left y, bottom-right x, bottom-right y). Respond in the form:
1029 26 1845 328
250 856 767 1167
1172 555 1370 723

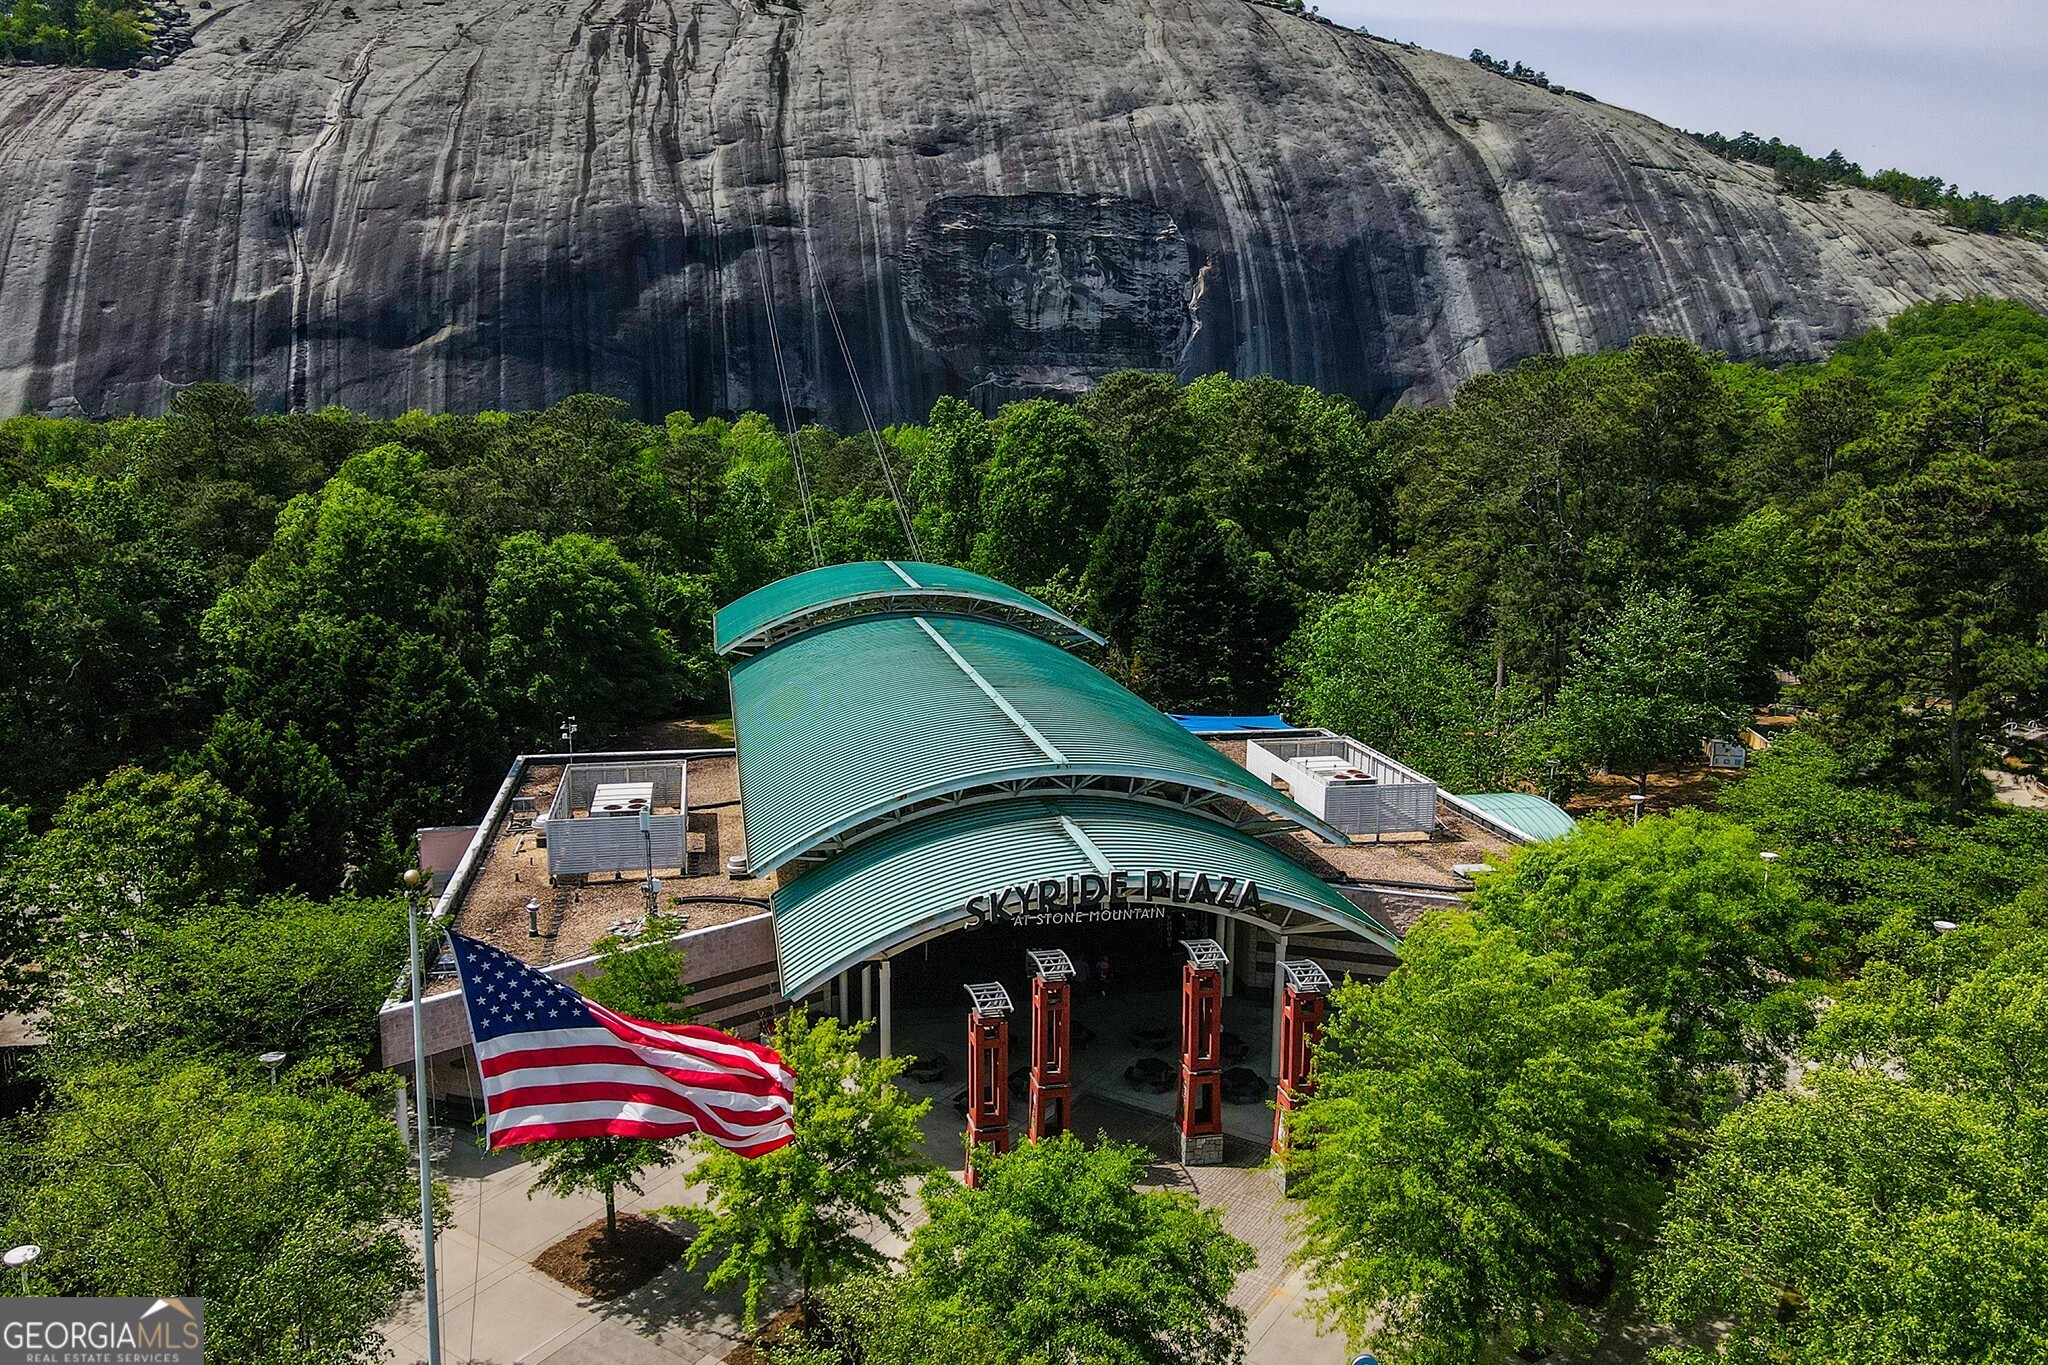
1271 984 1328 1155
1177 960 1225 1163
1027 974 1072 1141
965 1011 1011 1187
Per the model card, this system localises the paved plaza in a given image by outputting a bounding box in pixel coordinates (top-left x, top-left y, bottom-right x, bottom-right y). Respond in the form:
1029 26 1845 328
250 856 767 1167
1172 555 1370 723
382 989 1349 1364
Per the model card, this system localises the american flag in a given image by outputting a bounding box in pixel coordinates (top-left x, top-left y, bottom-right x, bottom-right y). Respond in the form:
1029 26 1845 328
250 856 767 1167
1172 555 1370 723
447 931 795 1157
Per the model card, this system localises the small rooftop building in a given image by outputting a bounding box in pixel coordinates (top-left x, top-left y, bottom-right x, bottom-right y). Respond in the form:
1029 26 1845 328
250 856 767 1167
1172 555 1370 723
1243 732 1438 840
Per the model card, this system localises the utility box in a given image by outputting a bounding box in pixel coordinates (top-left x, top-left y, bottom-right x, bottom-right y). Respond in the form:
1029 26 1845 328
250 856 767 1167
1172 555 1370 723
1244 734 1437 838
1704 739 1748 769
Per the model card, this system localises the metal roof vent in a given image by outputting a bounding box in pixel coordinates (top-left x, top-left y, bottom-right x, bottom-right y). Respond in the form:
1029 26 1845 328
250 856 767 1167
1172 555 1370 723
964 982 1014 1018
1179 938 1229 971
1026 949 1076 982
1280 960 1335 995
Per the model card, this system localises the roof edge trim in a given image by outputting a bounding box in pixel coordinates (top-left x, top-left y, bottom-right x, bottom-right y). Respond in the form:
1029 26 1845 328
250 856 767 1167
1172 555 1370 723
743 762 1353 877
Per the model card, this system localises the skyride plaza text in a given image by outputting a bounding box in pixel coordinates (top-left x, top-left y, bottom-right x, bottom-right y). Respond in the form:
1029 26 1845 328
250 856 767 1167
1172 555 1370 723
964 870 1264 928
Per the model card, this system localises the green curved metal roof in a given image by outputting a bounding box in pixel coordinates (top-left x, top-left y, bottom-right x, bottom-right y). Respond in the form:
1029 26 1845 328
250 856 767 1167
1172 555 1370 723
772 796 1399 998
714 560 1105 655
729 613 1349 875
1455 793 1578 843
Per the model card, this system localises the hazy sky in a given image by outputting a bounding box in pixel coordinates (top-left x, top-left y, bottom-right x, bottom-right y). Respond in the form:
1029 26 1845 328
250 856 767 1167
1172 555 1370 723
1317 1 2046 198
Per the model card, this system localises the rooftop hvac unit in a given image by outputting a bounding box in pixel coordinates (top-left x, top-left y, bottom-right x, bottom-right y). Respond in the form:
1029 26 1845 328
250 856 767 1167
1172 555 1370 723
1244 734 1437 838
589 781 656 816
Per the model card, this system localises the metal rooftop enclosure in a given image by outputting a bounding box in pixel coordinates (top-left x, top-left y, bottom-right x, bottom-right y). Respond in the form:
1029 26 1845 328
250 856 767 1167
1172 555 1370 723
728 612 1350 876
714 560 1106 657
770 797 1400 1000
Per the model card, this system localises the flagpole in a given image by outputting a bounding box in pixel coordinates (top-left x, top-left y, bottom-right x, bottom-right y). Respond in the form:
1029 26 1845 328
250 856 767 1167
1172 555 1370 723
404 867 443 1365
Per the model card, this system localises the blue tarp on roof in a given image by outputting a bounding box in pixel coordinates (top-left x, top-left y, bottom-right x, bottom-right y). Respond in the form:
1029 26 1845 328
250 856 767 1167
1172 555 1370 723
1169 714 1293 735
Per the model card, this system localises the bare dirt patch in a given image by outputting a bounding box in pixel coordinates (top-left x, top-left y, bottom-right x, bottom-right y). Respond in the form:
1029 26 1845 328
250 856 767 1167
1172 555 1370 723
531 1213 685 1300
1568 764 1743 820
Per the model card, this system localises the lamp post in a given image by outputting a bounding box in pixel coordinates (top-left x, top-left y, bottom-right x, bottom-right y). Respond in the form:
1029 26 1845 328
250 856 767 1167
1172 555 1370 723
403 866 442 1365
639 808 659 919
259 1050 287 1087
4 1244 38 1296
1933 919 1958 1005
1628 793 1647 825
1760 850 1779 889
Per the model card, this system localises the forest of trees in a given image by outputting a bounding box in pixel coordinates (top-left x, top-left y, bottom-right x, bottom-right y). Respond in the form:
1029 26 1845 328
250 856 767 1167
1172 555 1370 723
1686 129 2048 238
3 297 2047 1360
13 299 2042 843
0 0 150 65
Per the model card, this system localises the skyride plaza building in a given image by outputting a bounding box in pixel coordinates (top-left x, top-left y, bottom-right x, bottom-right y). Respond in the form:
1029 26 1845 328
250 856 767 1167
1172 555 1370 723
386 562 1517 1162
727 562 1396 1002
727 561 1406 1162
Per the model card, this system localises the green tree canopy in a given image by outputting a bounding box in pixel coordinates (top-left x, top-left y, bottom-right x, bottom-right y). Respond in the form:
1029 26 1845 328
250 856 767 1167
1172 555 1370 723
673 1011 933 1327
222 451 460 637
484 531 680 743
216 613 497 883
8 1061 418 1364
970 399 1107 590
1473 810 1826 1109
1644 1068 2048 1365
1287 913 1669 1363
900 1134 1256 1365
1806 452 2048 805
1282 568 1533 790
1130 496 1290 712
26 765 260 934
190 713 350 896
906 396 990 567
1553 585 1736 790
771 1272 1004 1364
39 894 408 1072
0 473 215 806
1809 930 2048 1130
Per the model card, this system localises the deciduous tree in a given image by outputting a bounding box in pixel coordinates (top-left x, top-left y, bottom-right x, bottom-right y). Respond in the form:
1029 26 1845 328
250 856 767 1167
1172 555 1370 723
971 400 1107 590
8 1062 418 1364
41 894 408 1072
902 1134 1256 1365
485 531 680 744
674 1011 932 1327
1283 568 1538 790
1474 810 1825 1109
1644 1069 2048 1365
524 912 696 1238
1553 585 1735 790
1287 913 1668 1363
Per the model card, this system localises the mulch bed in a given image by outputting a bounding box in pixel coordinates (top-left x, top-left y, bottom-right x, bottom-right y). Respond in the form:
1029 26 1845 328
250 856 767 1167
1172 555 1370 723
531 1214 686 1300
723 1306 807 1364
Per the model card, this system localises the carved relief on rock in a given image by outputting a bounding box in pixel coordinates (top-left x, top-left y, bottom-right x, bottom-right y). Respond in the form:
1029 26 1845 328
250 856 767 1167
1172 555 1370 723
902 193 1198 394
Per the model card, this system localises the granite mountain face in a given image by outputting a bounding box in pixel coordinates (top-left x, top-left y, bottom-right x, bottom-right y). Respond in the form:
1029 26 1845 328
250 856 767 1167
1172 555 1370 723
4 0 2046 422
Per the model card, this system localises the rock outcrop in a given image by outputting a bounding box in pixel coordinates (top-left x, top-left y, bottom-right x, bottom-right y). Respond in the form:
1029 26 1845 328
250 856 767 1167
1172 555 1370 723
3 0 2046 422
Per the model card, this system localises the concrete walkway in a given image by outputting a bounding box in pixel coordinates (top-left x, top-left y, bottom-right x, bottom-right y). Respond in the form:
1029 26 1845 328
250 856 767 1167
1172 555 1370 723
383 991 1353 1364
381 1129 768 1365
